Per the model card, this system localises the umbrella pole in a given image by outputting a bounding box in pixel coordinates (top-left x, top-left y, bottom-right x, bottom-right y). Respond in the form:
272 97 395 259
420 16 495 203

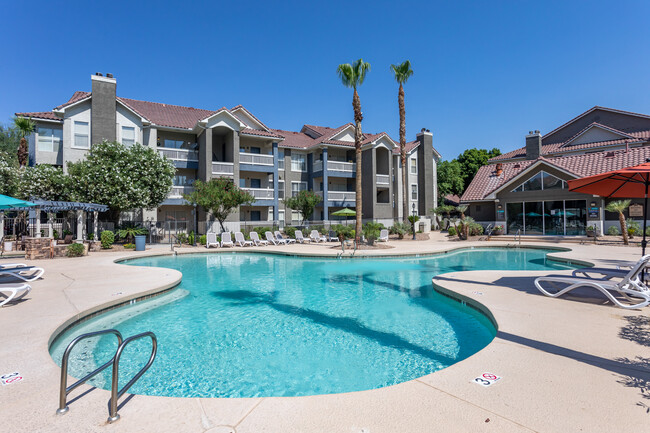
644 181 649 257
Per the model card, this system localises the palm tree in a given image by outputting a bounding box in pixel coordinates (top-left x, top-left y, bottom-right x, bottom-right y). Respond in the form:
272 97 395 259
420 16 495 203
13 116 35 168
605 199 631 245
390 60 414 222
337 59 371 243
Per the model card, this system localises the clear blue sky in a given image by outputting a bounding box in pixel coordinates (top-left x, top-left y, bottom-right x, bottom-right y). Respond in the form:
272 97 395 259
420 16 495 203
2 0 649 160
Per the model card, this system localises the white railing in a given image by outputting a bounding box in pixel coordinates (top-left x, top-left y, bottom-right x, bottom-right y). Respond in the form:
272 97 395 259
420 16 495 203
313 160 323 172
376 174 390 185
328 161 355 172
212 162 234 176
243 188 274 200
240 153 274 166
168 186 194 198
315 191 356 202
157 147 199 161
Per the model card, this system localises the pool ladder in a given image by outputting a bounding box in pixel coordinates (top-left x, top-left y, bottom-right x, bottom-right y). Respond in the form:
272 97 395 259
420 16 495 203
56 329 157 423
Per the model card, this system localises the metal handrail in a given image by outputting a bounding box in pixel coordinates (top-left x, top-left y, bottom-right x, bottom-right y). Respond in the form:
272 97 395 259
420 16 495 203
484 224 493 241
516 228 521 245
57 329 123 415
107 332 157 423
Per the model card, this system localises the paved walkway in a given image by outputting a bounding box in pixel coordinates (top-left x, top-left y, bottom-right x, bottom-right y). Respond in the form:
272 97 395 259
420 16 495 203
0 235 648 432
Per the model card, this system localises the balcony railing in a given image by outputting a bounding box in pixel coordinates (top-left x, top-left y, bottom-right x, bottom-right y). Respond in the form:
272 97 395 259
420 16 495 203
168 186 194 198
313 160 323 172
376 174 390 185
315 191 356 202
212 161 234 176
243 188 274 200
240 152 274 166
158 147 199 161
312 160 356 173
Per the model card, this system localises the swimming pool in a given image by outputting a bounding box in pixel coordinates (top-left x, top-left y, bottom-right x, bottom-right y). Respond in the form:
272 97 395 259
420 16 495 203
50 247 575 398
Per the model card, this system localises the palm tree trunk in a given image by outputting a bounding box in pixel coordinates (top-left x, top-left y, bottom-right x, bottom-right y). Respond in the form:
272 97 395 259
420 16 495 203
18 137 29 167
353 88 363 243
619 212 629 245
398 83 408 223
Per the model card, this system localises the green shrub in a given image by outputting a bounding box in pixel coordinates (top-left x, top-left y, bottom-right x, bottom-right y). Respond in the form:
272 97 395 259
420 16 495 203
646 226 650 236
100 230 115 249
469 223 483 236
252 227 268 239
284 226 296 238
362 222 383 244
199 234 207 246
53 229 59 239
606 226 620 236
87 233 95 241
628 220 640 237
448 226 457 237
116 224 148 243
390 222 410 239
333 224 354 241
124 243 135 249
66 243 85 257
177 232 188 244
188 231 195 245
311 224 326 234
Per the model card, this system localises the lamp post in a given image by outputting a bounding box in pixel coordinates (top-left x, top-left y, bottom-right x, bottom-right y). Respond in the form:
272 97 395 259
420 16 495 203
411 203 417 240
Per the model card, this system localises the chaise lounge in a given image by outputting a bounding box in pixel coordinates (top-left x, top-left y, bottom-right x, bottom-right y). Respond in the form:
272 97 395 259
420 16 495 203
0 265 45 282
234 232 253 247
0 282 31 307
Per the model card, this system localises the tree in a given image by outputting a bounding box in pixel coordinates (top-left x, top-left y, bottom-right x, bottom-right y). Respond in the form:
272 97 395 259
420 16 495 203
337 58 370 243
0 154 18 197
283 190 321 225
436 159 464 202
605 199 631 245
0 124 20 163
456 148 501 190
13 117 35 168
184 177 254 232
68 141 175 222
390 60 414 223
16 164 71 201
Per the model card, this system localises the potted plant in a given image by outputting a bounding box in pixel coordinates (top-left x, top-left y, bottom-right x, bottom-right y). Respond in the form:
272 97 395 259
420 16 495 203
586 224 600 238
117 224 148 251
492 225 504 235
3 235 15 252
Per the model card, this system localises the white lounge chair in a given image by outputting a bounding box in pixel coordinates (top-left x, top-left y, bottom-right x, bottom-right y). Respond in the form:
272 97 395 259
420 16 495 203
310 230 326 243
250 231 268 246
234 232 253 247
220 232 234 248
326 230 338 242
378 229 389 242
206 233 220 248
266 231 285 245
0 263 27 269
534 255 650 309
0 266 44 282
275 231 296 244
0 282 31 307
295 230 311 243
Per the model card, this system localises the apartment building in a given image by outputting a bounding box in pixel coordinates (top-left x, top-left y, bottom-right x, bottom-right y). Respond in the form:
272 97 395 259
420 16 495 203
16 73 440 231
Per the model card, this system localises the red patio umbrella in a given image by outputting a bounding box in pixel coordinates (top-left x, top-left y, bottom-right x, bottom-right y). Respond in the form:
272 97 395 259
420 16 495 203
568 160 650 255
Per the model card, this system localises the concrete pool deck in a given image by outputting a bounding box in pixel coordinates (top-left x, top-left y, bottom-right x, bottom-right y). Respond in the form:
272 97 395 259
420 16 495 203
0 235 648 432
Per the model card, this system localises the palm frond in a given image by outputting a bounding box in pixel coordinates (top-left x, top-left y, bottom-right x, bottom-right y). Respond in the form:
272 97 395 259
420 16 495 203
390 60 414 84
338 59 371 89
12 116 35 137
353 58 371 86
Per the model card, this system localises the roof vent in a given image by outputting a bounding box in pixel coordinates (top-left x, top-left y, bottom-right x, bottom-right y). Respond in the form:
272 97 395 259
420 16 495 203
514 163 521 169
605 151 615 158
95 72 103 76
106 73 114 78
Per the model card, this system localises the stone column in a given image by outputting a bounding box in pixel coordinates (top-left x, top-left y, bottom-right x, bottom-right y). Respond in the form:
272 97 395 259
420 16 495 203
35 207 41 237
94 211 99 239
76 210 83 241
48 213 53 238
322 147 329 221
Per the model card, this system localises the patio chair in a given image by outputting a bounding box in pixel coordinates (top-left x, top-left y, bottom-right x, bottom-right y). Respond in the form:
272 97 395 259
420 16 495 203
0 263 27 269
0 282 31 307
220 232 234 248
295 230 311 243
378 229 389 242
265 231 285 245
206 233 220 248
275 231 296 244
326 230 338 242
310 230 327 243
234 232 253 247
250 231 268 246
0 265 45 282
534 255 650 309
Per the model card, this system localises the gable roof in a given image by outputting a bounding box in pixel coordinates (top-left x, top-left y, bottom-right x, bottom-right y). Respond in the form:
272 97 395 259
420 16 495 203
117 97 217 129
560 122 636 147
14 111 62 122
53 91 91 110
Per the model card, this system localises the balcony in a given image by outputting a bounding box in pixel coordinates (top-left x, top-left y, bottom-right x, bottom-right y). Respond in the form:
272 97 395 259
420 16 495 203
212 161 234 176
316 191 356 202
240 152 274 166
376 174 390 185
168 185 194 198
243 187 274 200
158 147 199 162
312 160 356 173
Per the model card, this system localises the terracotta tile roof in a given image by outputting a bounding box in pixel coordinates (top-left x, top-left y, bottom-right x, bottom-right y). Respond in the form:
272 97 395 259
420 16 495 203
444 194 460 206
14 111 62 122
271 129 316 149
53 91 91 110
117 97 216 129
462 146 650 202
240 127 284 139
392 140 419 154
561 122 636 147
230 105 270 131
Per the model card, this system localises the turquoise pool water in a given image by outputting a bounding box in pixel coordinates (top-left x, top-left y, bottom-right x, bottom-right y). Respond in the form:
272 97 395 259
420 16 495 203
50 248 575 398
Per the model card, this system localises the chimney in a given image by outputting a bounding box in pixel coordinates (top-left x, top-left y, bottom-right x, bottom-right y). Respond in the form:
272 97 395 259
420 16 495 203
495 163 503 176
525 130 542 160
91 73 117 145
415 128 435 215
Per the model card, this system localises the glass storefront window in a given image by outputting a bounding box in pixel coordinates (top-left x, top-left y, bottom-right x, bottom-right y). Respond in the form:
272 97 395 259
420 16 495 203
544 201 565 235
524 201 544 235
542 173 564 190
565 200 587 235
523 172 543 191
506 202 523 234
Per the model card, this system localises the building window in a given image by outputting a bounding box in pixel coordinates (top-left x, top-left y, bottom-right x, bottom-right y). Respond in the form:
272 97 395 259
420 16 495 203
278 151 285 170
411 184 418 200
291 154 307 172
292 181 307 197
250 179 261 189
250 210 261 221
278 209 285 222
512 171 566 192
173 175 194 186
410 158 417 174
37 127 62 152
291 210 302 222
278 180 285 199
73 121 89 149
121 126 135 147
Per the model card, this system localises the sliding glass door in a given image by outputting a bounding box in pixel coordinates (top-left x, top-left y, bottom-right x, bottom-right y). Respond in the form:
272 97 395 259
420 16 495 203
505 200 587 235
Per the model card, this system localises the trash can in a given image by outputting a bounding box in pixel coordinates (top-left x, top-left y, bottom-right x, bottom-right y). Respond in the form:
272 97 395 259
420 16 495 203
135 235 146 251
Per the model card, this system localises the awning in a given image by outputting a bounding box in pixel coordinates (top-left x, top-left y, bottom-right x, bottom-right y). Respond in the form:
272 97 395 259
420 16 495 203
28 200 109 213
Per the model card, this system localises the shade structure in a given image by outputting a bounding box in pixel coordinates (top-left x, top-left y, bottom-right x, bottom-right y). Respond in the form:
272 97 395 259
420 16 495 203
331 208 356 217
568 161 650 255
0 194 35 210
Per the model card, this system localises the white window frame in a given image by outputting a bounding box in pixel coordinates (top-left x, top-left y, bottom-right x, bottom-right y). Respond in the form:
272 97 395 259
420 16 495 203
37 127 62 152
278 180 285 199
278 209 285 222
411 184 418 200
410 157 417 174
291 153 307 172
291 181 307 197
511 170 566 192
121 126 136 147
291 210 302 222
73 121 90 149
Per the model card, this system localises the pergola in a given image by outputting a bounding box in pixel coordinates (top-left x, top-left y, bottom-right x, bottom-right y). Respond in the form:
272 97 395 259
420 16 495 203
0 200 109 241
